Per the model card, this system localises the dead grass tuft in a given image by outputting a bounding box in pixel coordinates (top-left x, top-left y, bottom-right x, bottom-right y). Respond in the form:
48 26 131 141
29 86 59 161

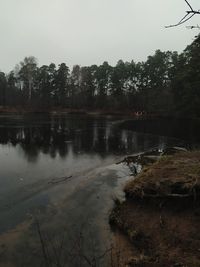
125 151 200 199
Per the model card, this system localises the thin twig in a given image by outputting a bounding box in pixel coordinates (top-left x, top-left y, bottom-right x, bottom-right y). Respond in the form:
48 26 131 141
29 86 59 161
35 218 51 267
185 0 193 11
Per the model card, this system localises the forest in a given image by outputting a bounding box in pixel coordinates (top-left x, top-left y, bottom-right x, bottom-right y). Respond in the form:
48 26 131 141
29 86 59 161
0 34 200 118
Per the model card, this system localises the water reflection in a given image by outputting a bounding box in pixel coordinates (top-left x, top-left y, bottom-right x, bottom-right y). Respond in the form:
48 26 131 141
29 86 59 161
0 114 191 266
120 118 200 147
0 114 185 163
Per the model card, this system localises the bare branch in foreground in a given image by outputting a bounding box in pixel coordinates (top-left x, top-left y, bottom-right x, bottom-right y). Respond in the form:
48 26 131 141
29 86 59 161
165 0 200 28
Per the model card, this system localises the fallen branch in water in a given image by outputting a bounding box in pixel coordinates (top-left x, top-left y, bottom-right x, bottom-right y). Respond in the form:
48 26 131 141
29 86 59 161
48 176 72 184
116 156 137 165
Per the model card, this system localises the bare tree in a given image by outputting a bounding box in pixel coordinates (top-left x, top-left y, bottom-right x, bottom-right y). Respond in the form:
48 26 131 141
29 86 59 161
19 56 38 101
166 0 200 28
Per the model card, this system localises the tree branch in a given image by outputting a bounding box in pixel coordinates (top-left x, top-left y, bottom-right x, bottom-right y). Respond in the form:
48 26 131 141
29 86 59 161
185 0 193 11
165 0 200 28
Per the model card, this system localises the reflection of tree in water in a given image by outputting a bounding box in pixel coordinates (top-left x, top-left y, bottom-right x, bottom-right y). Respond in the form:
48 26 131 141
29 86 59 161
0 116 171 161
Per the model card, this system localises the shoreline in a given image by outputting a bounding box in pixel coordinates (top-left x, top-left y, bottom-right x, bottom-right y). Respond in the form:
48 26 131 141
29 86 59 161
1 107 200 124
0 106 134 116
110 150 200 266
0 106 189 119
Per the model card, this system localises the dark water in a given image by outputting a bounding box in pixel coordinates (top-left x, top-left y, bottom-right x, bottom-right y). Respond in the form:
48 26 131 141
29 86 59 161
0 114 197 266
120 117 200 148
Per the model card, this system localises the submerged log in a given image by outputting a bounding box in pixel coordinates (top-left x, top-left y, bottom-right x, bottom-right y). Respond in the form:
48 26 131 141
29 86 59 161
48 175 72 184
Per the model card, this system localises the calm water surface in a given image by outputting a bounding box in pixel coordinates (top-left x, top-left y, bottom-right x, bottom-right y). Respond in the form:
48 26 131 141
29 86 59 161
0 114 196 266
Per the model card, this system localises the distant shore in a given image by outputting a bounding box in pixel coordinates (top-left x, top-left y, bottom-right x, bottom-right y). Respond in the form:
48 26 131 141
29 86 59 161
0 105 172 117
0 106 135 116
1 106 200 122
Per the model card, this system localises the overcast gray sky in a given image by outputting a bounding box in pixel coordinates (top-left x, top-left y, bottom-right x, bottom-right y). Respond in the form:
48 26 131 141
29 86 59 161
0 0 199 72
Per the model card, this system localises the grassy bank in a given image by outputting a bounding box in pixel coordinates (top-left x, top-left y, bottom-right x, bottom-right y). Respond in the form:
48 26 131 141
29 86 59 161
110 151 200 267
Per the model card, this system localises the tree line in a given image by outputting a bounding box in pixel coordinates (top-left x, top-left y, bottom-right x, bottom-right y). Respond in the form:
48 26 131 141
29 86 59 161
0 34 200 117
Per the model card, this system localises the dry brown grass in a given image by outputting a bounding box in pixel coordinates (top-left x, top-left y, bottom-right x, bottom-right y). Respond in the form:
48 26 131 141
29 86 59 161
110 151 200 266
125 151 200 199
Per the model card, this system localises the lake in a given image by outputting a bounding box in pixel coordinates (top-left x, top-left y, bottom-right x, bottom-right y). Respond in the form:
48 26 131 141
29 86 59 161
0 113 198 266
